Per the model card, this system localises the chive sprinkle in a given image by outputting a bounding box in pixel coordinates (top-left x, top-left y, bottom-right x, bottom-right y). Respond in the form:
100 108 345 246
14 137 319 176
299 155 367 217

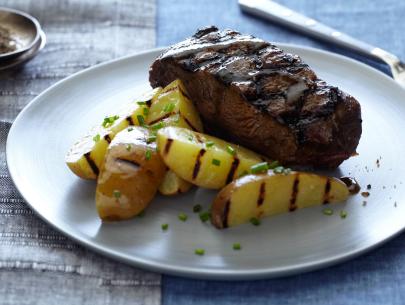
226 145 236 155
137 210 145 217
145 149 152 160
143 107 149 116
178 213 188 222
340 210 348 219
250 162 269 174
250 217 261 226
273 166 285 174
137 115 145 126
126 144 132 151
212 159 221 166
163 103 175 113
137 101 146 105
206 141 215 148
283 167 292 175
93 134 100 142
161 223 169 231
194 248 205 256
151 121 165 130
146 135 157 143
128 127 134 132
102 115 120 128
268 160 280 169
193 204 202 213
199 211 210 222
113 190 121 199
322 208 334 216
233 243 241 250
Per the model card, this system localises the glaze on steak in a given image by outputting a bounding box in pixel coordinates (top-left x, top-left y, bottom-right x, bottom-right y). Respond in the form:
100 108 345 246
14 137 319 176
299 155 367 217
149 26 362 168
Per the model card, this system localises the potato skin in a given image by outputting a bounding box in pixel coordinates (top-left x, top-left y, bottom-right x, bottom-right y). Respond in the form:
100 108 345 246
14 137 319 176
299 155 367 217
96 127 166 221
211 171 349 229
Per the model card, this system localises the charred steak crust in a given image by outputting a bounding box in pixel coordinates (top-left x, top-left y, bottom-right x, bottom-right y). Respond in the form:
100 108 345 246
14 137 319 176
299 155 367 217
149 26 362 168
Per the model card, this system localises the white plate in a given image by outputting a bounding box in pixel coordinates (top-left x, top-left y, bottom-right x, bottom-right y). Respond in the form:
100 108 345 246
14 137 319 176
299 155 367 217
7 45 405 280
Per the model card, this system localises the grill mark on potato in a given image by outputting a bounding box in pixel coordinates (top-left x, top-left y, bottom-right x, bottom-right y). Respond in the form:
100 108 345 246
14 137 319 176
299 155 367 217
225 157 240 184
163 85 179 94
126 116 134 125
289 173 300 211
164 139 174 155
194 133 204 143
179 87 192 101
148 113 171 125
192 148 206 180
84 152 99 176
323 178 331 204
257 182 266 206
182 115 199 131
222 200 231 228
104 134 112 143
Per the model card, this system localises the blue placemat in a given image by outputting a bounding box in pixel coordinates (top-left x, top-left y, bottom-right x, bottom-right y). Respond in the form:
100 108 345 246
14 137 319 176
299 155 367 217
157 1 405 304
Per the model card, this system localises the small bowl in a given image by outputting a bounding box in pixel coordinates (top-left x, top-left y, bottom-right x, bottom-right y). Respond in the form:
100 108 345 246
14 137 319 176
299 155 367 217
0 7 41 61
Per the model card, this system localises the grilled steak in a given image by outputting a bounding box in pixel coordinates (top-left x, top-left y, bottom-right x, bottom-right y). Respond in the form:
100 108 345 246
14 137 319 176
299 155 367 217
149 26 362 168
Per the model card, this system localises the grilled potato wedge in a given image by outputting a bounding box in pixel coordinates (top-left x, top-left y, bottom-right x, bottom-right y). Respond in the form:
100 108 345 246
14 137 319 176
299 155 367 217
147 79 203 195
66 88 161 179
156 127 265 189
211 171 349 229
96 126 166 221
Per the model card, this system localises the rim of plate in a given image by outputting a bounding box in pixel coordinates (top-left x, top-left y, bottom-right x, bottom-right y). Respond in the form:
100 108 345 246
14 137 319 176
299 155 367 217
6 44 405 280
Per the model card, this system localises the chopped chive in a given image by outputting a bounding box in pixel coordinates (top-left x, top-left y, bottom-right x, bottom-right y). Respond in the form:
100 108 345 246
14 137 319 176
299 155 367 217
233 243 241 250
126 144 132 151
161 223 169 231
206 141 215 148
340 210 348 219
178 213 188 222
250 217 261 226
212 159 221 166
268 160 280 169
137 115 145 126
102 115 120 128
199 211 210 222
137 210 145 217
113 190 121 199
193 204 202 213
145 149 152 160
273 166 285 174
239 170 249 178
250 162 269 174
137 101 146 105
163 103 175 113
93 134 100 142
128 127 134 132
283 167 292 175
187 136 194 141
322 208 334 216
143 107 149 116
146 135 157 143
226 145 236 155
151 121 165 130
194 248 205 256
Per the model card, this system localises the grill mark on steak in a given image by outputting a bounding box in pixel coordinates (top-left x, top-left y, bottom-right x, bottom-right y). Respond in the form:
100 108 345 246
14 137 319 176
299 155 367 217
149 26 362 168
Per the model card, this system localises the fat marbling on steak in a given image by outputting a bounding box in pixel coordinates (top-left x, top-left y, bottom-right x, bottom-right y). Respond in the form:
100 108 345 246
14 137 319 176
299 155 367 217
149 26 362 168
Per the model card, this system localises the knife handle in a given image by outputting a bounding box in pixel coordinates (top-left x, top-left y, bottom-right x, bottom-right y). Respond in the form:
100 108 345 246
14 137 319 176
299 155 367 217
239 0 384 61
